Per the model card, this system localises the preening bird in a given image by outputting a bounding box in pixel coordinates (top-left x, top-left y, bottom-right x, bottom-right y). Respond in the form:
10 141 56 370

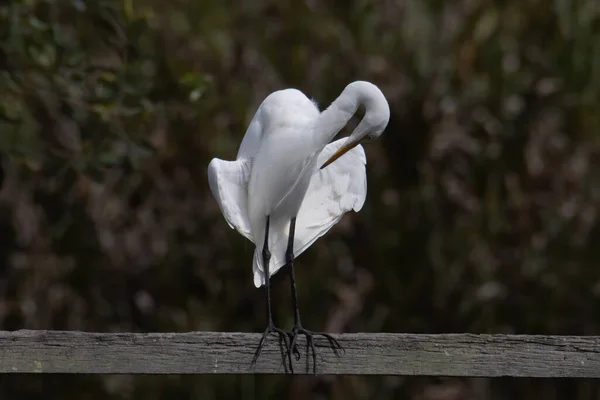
208 81 390 372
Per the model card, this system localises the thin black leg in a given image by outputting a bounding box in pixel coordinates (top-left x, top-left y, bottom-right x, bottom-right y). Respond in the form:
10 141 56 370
287 218 300 327
286 217 343 374
263 217 274 326
251 216 292 371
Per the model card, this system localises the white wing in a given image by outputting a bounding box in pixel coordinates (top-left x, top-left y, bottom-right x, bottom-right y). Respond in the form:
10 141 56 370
208 103 267 242
295 138 367 255
207 158 254 242
252 138 367 287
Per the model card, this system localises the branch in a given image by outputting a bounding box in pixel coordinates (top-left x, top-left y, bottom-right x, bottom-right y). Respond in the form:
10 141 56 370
0 331 599 376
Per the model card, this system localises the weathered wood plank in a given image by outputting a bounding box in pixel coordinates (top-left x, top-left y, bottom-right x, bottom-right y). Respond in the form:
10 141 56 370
0 330 598 376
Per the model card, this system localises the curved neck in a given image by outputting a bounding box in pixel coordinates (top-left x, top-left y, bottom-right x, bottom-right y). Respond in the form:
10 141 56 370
313 85 363 149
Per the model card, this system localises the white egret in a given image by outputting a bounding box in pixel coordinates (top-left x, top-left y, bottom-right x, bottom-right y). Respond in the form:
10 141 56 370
207 81 390 372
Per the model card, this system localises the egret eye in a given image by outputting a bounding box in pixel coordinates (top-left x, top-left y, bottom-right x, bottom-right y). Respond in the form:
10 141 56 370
362 135 375 143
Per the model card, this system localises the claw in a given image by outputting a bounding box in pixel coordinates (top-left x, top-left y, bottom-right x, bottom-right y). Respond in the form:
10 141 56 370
251 324 294 372
288 333 302 361
288 326 344 373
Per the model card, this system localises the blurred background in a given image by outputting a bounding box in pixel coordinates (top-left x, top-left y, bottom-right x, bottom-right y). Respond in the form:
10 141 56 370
1 0 600 398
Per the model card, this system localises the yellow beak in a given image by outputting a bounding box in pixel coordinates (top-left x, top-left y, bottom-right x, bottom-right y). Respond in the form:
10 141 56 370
319 140 360 170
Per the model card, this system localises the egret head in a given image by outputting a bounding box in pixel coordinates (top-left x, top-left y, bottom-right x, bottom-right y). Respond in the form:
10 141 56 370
320 81 390 169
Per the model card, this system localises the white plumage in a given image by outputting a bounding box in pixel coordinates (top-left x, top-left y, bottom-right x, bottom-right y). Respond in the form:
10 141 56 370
208 81 389 287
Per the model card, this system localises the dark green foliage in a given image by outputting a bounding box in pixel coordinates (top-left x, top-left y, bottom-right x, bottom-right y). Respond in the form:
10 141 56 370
1 0 600 398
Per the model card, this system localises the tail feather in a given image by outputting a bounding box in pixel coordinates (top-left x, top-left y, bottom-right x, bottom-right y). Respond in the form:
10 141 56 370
252 219 290 287
252 247 288 287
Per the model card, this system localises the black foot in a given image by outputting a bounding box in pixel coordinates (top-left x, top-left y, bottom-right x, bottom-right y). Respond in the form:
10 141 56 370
251 324 293 371
288 326 344 373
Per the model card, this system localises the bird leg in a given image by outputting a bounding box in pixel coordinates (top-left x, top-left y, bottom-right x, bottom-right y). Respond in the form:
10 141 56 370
286 217 343 374
251 215 292 371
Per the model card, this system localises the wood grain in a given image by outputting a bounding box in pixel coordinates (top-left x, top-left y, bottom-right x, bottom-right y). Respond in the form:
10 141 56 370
0 330 599 376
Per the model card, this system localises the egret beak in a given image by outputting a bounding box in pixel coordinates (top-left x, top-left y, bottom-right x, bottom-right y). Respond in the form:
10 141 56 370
319 140 361 170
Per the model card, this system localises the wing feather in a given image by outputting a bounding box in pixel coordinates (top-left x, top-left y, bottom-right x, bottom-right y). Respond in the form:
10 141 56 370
207 158 254 242
295 138 367 246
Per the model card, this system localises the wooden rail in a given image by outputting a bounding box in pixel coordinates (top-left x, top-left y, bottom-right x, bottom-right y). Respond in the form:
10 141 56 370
0 330 599 376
